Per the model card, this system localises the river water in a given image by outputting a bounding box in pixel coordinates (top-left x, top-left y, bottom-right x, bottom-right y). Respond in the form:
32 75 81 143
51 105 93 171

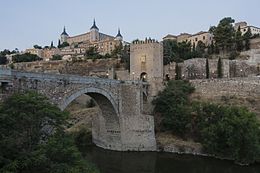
84 146 260 173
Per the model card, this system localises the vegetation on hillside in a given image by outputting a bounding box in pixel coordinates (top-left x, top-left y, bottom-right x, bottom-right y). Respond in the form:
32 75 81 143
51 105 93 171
12 53 42 63
153 80 260 164
0 49 19 65
0 91 99 173
163 17 258 65
163 40 206 64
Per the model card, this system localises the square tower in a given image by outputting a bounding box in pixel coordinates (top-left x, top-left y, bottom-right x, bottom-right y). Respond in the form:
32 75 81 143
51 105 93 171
130 39 164 96
130 39 163 82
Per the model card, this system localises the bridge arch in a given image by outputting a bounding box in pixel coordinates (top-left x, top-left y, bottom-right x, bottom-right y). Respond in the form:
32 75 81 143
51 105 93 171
60 87 118 114
60 87 122 150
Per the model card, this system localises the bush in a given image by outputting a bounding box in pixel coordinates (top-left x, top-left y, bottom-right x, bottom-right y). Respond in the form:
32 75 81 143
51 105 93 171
12 53 42 63
193 102 260 164
0 91 99 173
153 80 195 137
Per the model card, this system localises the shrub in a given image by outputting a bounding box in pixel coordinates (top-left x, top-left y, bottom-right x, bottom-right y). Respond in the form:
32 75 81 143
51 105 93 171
153 80 195 137
193 102 260 164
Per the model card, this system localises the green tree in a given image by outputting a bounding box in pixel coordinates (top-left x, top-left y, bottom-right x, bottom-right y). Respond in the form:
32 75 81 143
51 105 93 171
196 41 206 57
153 80 195 137
206 58 209 79
12 53 42 63
0 55 7 65
235 26 244 51
210 17 235 52
58 42 69 48
243 27 252 50
58 39 61 47
50 41 54 48
33 45 42 49
51 54 62 61
0 91 99 173
217 57 223 78
193 103 260 164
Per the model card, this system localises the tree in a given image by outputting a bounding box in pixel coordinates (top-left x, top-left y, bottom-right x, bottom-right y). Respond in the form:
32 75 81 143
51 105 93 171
235 26 244 51
50 41 54 48
217 57 223 78
58 39 61 47
0 55 7 65
210 17 235 52
12 53 42 63
33 45 42 49
51 54 62 61
153 80 195 137
0 91 99 173
243 27 252 50
58 42 69 48
206 58 209 79
196 41 206 57
193 103 260 164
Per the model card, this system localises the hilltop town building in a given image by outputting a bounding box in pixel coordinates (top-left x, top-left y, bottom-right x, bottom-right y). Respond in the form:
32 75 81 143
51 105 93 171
60 19 124 56
163 32 213 47
234 22 260 36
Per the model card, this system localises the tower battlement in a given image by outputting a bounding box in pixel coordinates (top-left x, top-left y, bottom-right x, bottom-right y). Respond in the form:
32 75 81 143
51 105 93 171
132 38 159 45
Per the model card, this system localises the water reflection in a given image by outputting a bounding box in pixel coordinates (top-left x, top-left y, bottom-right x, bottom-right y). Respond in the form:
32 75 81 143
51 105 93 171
85 146 260 173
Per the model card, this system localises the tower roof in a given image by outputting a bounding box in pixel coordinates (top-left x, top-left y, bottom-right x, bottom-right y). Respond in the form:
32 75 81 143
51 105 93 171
90 19 99 30
61 26 69 36
116 28 123 38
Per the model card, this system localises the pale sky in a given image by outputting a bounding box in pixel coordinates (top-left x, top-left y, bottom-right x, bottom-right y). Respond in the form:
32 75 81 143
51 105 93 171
0 0 259 51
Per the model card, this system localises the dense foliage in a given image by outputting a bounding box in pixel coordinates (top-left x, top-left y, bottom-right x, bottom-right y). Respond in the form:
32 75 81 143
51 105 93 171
153 80 260 164
163 40 205 64
12 53 42 63
193 103 260 164
0 91 99 173
209 17 254 55
51 54 62 61
0 49 18 65
153 80 195 137
58 42 69 49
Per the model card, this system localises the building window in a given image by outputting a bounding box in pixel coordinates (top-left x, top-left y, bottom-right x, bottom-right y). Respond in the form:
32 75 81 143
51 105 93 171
195 38 198 42
203 36 205 40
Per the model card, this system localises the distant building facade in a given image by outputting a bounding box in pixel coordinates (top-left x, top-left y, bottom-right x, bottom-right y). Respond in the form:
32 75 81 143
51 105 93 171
25 48 60 61
163 32 213 47
235 21 260 36
60 19 124 56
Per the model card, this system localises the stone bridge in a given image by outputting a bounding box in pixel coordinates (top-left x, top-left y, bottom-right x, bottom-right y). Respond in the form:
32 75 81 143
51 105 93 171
0 67 156 151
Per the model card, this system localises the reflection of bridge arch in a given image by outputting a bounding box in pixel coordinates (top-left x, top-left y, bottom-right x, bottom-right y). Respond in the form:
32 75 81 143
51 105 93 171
61 87 121 150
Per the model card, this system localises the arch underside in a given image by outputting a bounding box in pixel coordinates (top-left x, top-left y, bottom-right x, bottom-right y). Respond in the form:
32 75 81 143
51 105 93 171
61 87 122 150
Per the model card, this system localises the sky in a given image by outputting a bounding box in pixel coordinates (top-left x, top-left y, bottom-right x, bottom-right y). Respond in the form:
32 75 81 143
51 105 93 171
0 0 259 51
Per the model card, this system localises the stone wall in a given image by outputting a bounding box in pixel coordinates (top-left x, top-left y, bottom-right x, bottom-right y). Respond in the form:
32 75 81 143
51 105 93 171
0 68 157 152
191 78 260 119
178 58 258 80
250 38 260 49
13 59 126 79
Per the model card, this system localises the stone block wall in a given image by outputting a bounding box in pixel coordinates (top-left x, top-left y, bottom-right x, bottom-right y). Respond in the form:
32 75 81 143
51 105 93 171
181 58 207 79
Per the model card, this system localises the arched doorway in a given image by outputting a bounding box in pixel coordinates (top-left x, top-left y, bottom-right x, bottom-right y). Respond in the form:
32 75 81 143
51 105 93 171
165 74 170 81
140 72 147 82
61 87 121 150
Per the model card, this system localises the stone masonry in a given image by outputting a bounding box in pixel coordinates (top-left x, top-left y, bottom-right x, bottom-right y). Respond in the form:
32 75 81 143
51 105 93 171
0 68 156 152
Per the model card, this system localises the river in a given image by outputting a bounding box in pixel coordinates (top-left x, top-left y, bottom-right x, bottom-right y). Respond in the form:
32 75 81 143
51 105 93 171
83 146 260 173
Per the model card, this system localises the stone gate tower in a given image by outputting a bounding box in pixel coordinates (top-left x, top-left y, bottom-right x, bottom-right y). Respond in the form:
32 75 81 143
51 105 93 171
130 38 164 96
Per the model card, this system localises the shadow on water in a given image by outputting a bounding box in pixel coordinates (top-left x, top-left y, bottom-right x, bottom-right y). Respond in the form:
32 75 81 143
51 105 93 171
84 146 260 173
